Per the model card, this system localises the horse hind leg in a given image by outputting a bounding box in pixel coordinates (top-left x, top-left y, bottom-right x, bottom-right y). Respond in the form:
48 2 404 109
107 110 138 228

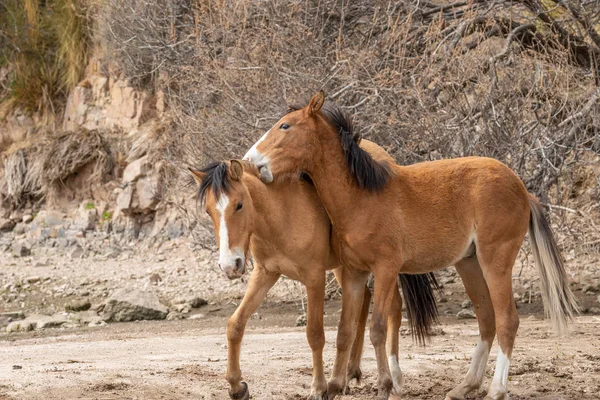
445 256 496 400
478 240 523 400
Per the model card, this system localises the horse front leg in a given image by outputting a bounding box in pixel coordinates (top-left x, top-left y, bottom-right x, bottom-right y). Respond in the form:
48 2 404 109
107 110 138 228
370 267 399 400
304 274 327 399
327 267 370 398
226 266 279 400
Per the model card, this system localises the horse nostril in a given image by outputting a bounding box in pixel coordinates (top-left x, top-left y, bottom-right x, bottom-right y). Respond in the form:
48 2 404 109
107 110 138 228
235 257 244 271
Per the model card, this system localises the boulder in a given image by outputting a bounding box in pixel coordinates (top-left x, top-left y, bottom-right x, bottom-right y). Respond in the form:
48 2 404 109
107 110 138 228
6 314 67 333
77 202 98 231
102 289 168 322
136 176 160 211
116 185 134 213
22 214 33 223
122 155 150 183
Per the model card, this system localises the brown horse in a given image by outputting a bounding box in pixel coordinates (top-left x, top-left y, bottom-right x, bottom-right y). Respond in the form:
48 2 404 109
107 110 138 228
190 141 438 400
243 91 579 400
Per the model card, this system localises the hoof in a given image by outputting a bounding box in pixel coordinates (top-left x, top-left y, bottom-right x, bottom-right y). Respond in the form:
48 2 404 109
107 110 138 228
307 393 328 400
229 382 249 400
326 381 344 399
346 368 362 384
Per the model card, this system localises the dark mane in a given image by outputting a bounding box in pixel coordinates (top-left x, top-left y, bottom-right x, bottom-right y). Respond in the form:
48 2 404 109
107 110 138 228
320 102 391 191
197 161 231 206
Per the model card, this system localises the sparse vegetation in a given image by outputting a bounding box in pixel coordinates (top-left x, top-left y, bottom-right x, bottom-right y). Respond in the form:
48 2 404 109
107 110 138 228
102 211 112 221
0 0 90 118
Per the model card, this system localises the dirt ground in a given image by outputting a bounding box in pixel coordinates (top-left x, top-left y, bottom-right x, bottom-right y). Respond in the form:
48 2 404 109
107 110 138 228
1 238 600 400
1 302 599 400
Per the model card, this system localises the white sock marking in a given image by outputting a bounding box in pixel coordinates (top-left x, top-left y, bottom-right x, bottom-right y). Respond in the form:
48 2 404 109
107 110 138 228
489 348 510 398
388 354 403 394
464 339 490 388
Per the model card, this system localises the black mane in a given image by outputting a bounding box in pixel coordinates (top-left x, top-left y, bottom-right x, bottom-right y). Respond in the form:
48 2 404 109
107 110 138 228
289 101 391 191
197 161 231 206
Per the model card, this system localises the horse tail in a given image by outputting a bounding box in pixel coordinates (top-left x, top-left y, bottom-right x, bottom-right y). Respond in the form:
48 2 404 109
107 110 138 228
398 272 440 345
528 196 579 334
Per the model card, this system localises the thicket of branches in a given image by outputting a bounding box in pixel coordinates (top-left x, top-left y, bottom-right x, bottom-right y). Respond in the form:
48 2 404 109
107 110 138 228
96 0 600 250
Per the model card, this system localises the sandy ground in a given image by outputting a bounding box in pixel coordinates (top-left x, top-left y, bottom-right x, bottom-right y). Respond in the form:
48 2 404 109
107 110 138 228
1 302 599 400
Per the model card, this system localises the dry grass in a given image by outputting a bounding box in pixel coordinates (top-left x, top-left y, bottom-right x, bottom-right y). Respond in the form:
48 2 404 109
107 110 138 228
0 128 114 208
42 128 114 193
0 0 90 118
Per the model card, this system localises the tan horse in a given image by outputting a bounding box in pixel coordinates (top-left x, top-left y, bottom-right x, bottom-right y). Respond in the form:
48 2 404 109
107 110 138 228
243 91 579 400
190 142 439 400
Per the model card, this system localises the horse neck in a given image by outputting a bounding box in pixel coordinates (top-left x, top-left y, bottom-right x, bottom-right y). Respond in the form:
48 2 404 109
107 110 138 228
309 129 373 233
242 174 280 240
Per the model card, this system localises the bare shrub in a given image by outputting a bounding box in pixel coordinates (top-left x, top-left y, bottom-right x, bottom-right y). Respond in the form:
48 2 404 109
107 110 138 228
97 1 600 253
41 129 114 196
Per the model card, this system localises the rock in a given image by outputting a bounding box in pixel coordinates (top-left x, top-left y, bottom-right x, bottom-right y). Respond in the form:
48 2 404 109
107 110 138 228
122 155 150 183
88 320 107 327
13 223 27 234
9 210 23 222
189 297 207 308
174 303 191 314
22 214 33 223
12 241 31 257
295 314 307 327
116 185 134 213
44 210 65 227
461 299 472 309
77 203 98 231
457 309 477 319
102 289 168 322
25 276 41 284
167 311 185 320
69 246 85 259
0 218 15 232
65 300 91 312
6 319 35 333
0 311 25 320
149 273 162 285
188 313 206 320
34 259 48 267
36 314 68 329
136 175 160 210
6 314 67 332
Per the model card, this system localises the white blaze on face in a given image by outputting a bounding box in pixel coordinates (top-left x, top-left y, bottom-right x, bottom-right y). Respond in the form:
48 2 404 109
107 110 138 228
215 193 245 278
243 130 273 183
243 129 270 162
489 348 510 398
388 354 403 394
216 194 232 270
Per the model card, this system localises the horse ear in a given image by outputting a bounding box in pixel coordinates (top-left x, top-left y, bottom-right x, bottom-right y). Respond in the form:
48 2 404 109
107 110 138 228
229 160 244 181
188 168 207 186
307 90 325 116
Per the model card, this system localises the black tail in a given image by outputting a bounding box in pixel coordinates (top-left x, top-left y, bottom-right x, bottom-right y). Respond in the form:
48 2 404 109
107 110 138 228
399 272 440 345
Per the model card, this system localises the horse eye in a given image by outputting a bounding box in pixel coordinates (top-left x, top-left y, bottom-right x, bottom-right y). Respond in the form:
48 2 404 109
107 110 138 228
236 202 243 211
279 123 290 130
